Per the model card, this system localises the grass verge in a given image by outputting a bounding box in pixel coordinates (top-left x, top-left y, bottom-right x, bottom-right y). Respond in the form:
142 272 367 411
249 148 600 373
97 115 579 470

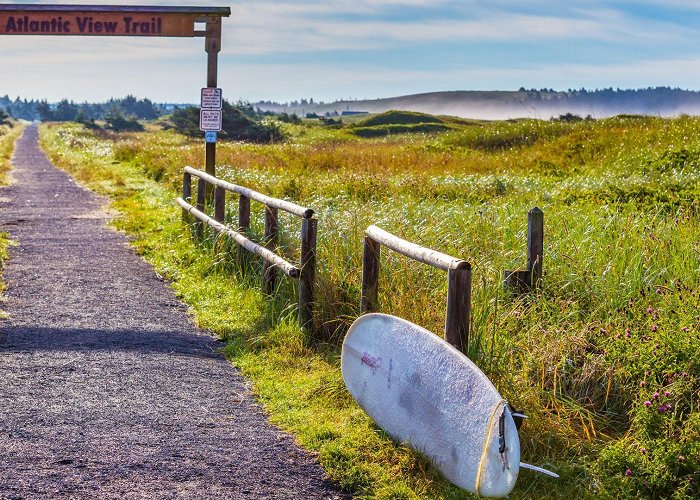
0 121 23 184
0 121 24 316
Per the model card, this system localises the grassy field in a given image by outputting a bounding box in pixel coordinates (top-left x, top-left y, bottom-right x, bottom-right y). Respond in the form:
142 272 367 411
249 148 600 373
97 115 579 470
38 114 700 499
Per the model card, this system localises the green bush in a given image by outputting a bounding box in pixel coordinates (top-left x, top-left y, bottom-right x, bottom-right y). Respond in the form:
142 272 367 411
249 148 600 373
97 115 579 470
0 108 10 126
352 123 452 138
104 109 144 132
356 110 445 127
166 100 283 143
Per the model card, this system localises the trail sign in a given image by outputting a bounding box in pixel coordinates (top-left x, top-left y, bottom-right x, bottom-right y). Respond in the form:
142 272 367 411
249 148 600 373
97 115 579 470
0 5 229 37
201 88 222 109
0 4 231 198
204 131 217 143
200 109 222 132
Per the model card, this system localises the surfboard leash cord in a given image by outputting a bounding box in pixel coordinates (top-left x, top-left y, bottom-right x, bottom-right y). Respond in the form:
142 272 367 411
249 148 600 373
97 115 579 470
475 398 509 497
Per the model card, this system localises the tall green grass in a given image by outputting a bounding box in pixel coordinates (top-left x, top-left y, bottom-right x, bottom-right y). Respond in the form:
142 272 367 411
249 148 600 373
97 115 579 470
39 117 700 499
0 121 23 316
0 121 22 184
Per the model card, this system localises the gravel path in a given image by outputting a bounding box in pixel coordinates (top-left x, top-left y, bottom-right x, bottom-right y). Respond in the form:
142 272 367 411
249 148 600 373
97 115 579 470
0 125 345 499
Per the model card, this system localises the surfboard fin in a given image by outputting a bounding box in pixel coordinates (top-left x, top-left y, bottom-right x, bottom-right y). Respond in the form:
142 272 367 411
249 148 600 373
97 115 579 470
519 462 559 478
508 404 527 430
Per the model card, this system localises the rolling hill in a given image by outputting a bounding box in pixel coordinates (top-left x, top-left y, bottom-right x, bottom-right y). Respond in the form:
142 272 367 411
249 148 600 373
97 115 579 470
256 87 700 120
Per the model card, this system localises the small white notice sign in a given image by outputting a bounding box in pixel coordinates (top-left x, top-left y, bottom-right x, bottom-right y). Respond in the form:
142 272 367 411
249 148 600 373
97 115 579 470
200 109 222 131
201 87 222 109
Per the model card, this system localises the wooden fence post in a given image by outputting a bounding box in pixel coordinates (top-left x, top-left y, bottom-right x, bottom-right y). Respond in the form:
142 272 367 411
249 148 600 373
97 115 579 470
298 217 317 332
504 207 544 292
262 206 278 294
361 237 381 313
445 266 471 353
182 171 192 222
195 177 206 239
213 185 225 223
527 207 544 288
237 195 251 267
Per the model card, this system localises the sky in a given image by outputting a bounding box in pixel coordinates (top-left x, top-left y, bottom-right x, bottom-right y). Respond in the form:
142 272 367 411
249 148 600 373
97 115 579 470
3 0 700 104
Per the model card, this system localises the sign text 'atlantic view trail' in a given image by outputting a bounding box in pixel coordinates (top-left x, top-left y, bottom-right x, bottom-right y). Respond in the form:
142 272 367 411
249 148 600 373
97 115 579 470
0 12 196 37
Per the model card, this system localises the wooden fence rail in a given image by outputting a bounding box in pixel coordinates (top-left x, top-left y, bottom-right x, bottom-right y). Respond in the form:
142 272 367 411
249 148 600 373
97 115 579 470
361 225 472 353
180 167 317 331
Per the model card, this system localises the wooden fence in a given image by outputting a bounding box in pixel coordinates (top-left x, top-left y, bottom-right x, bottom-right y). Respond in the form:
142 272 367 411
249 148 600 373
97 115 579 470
504 207 544 293
178 166 317 330
361 225 472 353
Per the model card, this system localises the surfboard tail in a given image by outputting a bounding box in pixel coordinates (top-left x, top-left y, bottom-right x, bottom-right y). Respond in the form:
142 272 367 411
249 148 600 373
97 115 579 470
519 462 559 478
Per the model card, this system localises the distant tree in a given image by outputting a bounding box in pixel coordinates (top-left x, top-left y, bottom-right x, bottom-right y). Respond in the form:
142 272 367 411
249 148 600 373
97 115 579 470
277 112 301 124
36 101 54 121
555 113 584 122
54 99 79 121
0 108 10 125
75 110 100 129
114 95 159 120
104 107 144 132
132 98 159 119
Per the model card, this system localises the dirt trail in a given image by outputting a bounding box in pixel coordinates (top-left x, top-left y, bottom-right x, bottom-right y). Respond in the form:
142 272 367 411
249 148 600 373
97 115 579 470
0 125 344 499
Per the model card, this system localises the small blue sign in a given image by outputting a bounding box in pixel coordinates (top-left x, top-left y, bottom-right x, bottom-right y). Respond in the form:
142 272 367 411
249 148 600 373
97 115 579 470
204 131 217 143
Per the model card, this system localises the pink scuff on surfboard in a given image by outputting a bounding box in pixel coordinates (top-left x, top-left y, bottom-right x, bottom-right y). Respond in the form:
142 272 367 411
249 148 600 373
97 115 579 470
341 313 557 497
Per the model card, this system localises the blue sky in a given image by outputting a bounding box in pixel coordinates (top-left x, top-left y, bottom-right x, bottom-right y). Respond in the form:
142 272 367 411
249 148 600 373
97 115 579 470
3 0 700 103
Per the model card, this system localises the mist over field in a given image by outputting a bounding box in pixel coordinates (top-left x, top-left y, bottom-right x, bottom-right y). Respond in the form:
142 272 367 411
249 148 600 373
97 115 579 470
256 88 700 120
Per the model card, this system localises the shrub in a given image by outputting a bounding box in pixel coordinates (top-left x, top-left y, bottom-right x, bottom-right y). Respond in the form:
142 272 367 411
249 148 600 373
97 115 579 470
166 100 283 143
356 110 445 127
0 108 10 126
104 109 144 132
352 123 452 138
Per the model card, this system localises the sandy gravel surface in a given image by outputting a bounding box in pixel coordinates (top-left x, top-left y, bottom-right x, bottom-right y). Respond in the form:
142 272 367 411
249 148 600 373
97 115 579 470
0 125 345 499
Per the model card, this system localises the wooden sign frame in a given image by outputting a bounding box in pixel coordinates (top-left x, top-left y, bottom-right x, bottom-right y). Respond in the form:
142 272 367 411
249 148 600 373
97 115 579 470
0 4 231 185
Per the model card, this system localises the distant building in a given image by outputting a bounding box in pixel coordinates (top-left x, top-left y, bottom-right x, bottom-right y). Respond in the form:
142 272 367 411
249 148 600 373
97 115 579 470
341 111 369 116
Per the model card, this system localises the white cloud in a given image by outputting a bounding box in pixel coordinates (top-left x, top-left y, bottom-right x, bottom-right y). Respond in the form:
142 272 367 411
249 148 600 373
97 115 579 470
225 3 696 55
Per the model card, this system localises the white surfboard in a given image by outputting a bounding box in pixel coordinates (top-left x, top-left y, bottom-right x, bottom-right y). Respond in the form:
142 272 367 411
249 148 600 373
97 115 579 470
341 313 520 497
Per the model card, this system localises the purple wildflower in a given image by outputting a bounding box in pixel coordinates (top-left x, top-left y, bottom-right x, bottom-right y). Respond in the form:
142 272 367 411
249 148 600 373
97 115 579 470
659 404 667 413
625 469 632 477
653 392 659 400
664 390 670 397
644 401 651 407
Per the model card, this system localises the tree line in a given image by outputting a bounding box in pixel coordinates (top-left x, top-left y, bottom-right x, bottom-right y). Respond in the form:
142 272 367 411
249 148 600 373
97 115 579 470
0 94 284 141
0 95 165 123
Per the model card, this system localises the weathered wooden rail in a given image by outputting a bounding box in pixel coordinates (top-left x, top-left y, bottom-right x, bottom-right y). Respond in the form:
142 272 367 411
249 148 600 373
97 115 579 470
178 166 317 330
361 225 472 353
504 207 544 293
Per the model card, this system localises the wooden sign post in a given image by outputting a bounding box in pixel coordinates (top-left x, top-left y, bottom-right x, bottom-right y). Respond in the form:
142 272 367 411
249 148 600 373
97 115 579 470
0 4 230 191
